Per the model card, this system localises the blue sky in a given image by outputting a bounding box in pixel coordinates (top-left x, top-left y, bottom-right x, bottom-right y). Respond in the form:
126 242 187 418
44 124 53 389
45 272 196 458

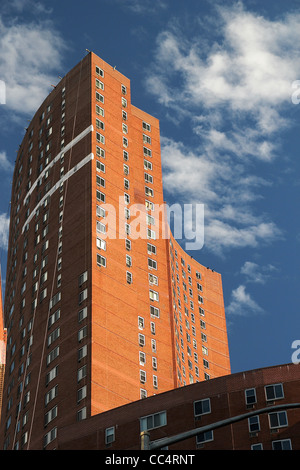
0 0 299 374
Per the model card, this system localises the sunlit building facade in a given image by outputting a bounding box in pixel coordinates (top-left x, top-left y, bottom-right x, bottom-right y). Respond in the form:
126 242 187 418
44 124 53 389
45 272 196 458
0 52 230 450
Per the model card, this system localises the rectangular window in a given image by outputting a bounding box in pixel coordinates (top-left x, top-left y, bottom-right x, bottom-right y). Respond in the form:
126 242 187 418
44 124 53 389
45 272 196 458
148 258 157 270
143 146 152 157
149 290 159 302
96 146 105 158
144 173 153 184
96 190 105 203
96 237 106 251
149 273 158 286
97 254 106 267
248 416 260 433
105 427 115 445
96 92 104 103
194 398 211 417
272 439 292 450
265 383 284 401
96 118 104 130
150 305 160 318
147 243 156 255
140 411 167 432
145 186 154 197
144 159 152 170
96 132 105 144
245 388 257 405
46 346 59 366
143 121 151 132
96 66 104 77
96 78 104 90
143 134 151 144
96 105 104 116
79 289 87 304
269 411 288 429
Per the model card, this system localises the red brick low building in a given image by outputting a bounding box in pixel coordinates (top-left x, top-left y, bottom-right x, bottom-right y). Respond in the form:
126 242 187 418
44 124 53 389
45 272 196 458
57 362 300 450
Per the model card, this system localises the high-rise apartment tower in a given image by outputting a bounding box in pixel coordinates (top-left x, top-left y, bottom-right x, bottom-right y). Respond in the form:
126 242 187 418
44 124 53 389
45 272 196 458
0 52 230 450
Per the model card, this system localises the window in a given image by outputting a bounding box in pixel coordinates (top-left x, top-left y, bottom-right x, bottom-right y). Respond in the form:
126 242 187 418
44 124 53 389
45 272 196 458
96 160 105 173
143 134 151 144
96 221 106 234
196 430 213 445
138 334 145 347
143 121 151 132
43 427 57 448
77 385 87 402
149 290 159 302
248 416 260 433
144 159 152 170
97 254 106 267
150 305 159 318
77 407 86 421
140 411 167 432
96 105 104 116
78 307 87 322
96 78 104 90
148 258 157 270
251 443 263 450
78 345 87 361
96 91 104 103
96 237 106 251
147 243 156 255
269 411 288 429
140 370 146 383
126 271 132 284
144 173 153 183
149 273 158 286
44 405 58 426
96 205 106 218
46 346 59 366
245 388 257 406
79 289 87 304
96 132 105 144
265 383 284 401
105 427 115 445
272 439 292 450
79 271 88 286
96 190 105 203
194 398 211 417
96 66 104 77
145 186 154 197
96 146 105 158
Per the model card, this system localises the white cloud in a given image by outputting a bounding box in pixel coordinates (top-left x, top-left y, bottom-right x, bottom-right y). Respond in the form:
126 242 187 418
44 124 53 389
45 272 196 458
0 17 67 116
240 261 278 284
146 4 298 254
226 284 264 316
0 213 10 250
0 151 13 172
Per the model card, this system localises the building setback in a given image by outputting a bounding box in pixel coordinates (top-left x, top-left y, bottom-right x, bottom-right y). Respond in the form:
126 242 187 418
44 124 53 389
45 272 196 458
0 52 230 450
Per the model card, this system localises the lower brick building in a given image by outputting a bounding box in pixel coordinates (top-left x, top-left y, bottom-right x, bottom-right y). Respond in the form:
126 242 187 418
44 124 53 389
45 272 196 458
56 362 300 450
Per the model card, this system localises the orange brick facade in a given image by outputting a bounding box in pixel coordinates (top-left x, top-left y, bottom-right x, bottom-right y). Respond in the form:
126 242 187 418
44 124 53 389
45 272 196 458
0 52 230 450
